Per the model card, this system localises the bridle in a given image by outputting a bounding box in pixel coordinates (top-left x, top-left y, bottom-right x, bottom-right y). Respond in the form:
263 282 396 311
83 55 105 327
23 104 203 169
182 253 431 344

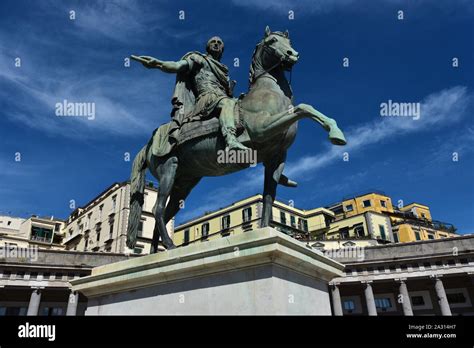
250 41 294 87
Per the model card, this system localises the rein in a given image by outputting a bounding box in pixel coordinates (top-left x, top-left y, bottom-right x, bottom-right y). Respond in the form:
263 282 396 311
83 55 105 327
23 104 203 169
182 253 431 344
250 44 293 88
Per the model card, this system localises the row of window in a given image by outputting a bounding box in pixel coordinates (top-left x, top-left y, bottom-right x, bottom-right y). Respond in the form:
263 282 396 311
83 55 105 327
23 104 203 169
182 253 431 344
279 211 308 231
345 258 471 275
0 306 64 316
392 230 438 243
343 288 471 314
1 271 84 280
69 194 118 235
81 217 115 251
182 208 254 244
181 207 312 245
345 199 388 212
337 224 386 240
343 296 393 312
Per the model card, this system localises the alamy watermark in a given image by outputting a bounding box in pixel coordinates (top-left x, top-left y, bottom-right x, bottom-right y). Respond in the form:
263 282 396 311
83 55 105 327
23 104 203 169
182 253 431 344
0 244 38 262
55 99 96 120
18 323 55 341
324 246 365 262
217 149 257 167
380 100 420 120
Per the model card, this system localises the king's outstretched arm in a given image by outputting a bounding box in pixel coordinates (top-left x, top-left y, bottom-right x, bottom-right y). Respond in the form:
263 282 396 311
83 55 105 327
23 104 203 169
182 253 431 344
131 55 189 73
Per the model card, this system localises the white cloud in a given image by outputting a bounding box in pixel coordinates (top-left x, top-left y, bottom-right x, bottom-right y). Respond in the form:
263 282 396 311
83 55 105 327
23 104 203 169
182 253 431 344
286 86 471 178
0 45 171 138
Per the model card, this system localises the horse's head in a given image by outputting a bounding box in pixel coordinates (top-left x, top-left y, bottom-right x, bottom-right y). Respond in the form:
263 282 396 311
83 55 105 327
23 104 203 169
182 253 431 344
262 25 299 71
250 26 299 84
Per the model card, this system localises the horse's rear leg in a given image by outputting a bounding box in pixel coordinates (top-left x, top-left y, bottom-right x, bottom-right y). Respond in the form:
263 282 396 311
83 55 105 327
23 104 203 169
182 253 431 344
163 177 201 225
151 156 178 253
261 153 286 227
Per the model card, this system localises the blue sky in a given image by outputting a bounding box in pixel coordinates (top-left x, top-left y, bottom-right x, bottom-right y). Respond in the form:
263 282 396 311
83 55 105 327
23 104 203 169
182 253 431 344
0 0 473 233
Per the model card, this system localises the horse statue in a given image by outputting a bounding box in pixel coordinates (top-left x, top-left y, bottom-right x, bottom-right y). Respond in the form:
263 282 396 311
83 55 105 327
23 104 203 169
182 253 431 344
126 26 347 253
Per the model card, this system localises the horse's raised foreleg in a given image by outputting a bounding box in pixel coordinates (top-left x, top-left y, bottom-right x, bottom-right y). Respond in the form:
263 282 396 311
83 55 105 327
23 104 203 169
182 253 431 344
251 103 346 146
150 156 178 253
251 107 301 140
261 153 286 228
298 103 347 145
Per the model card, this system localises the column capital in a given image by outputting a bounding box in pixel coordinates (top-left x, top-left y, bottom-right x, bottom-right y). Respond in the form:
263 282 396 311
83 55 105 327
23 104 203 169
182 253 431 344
395 278 407 283
329 282 340 287
361 280 373 285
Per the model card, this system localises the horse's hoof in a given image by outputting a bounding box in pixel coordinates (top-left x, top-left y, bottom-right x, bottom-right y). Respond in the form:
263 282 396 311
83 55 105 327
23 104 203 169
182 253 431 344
329 128 347 146
330 137 347 146
279 175 298 188
166 244 177 250
285 179 298 188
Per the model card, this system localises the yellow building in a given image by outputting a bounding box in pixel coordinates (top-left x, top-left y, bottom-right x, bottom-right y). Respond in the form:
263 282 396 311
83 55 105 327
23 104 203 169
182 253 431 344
399 203 432 221
323 211 393 243
174 191 459 247
173 194 334 246
328 192 394 221
389 202 457 242
327 192 458 243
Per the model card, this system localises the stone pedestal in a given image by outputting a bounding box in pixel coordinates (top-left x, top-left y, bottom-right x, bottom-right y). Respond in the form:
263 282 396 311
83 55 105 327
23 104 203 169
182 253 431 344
71 227 344 315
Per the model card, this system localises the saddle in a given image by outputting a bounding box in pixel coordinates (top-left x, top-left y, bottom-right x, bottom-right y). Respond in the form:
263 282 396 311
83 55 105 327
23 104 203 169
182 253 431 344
150 100 249 157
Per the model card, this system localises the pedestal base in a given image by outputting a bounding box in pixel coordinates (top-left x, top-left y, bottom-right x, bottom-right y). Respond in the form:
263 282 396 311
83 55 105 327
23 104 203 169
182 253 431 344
71 227 344 315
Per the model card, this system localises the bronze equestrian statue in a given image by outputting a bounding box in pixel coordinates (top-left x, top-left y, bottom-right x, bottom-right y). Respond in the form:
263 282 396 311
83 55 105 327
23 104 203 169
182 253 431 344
127 26 347 253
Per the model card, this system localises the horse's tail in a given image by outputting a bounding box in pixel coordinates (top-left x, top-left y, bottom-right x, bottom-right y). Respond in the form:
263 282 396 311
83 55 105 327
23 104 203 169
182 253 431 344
126 144 148 249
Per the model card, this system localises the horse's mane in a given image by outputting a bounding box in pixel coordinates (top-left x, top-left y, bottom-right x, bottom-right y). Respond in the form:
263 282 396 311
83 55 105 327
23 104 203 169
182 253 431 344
249 31 288 86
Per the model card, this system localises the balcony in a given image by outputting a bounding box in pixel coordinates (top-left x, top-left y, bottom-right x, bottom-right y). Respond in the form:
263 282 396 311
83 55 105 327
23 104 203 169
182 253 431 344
30 235 52 243
270 220 309 241
391 217 456 233
63 232 83 244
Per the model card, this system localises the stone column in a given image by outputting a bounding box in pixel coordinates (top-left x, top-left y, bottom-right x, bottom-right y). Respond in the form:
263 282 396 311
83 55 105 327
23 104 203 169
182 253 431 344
431 275 452 316
363 281 377 316
330 283 343 316
66 290 79 316
27 288 42 316
396 278 413 316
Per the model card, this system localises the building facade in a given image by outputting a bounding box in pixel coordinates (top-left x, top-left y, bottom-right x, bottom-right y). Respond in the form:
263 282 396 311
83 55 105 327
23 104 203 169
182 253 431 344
62 181 173 255
328 235 474 316
0 215 25 234
0 216 65 251
326 191 458 243
321 211 394 243
0 247 132 316
174 191 456 248
173 194 335 247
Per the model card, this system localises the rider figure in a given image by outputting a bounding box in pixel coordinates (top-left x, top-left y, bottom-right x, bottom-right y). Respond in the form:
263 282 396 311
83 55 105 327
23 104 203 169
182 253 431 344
140 36 249 151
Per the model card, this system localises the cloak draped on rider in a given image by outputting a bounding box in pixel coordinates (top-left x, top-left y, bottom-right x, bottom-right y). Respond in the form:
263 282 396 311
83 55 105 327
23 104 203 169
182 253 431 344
168 51 233 142
151 51 233 157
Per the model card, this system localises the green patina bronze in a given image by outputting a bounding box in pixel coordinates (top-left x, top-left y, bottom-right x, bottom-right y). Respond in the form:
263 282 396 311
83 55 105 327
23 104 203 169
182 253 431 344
127 26 347 253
